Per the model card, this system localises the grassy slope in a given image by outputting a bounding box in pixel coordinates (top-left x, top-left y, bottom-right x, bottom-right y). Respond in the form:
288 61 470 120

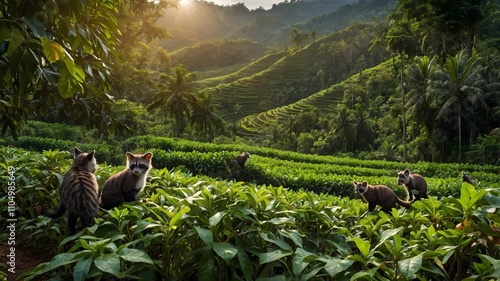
199 26 373 123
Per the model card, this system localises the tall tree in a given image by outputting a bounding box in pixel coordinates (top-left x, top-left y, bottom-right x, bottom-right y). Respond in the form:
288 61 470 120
148 66 198 137
0 0 123 138
190 91 223 141
396 0 487 56
111 0 174 101
385 17 419 162
405 55 438 137
431 49 485 162
290 27 309 49
331 105 354 153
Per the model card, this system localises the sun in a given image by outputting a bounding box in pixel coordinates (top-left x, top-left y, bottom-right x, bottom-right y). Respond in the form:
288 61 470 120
179 0 191 6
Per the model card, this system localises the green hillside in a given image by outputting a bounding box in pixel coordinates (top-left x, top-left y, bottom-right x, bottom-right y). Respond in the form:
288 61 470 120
199 22 382 123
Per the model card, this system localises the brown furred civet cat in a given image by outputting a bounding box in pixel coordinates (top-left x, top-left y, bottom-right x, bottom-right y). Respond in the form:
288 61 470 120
461 171 474 185
99 152 153 210
46 148 99 235
235 152 250 168
397 169 428 201
353 181 411 212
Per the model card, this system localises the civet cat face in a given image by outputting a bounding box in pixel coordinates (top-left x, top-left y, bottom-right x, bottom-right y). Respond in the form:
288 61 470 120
126 152 153 175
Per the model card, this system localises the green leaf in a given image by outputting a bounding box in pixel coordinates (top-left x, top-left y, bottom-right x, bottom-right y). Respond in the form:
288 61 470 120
459 182 486 211
195 227 214 247
260 232 292 251
23 17 47 38
198 248 215 281
209 211 226 228
7 29 24 56
133 220 162 236
212 242 238 263
169 206 190 228
73 256 92 281
57 65 79 99
292 248 314 276
41 37 65 63
94 253 120 275
29 252 80 276
117 248 154 264
320 257 354 277
373 227 402 251
256 250 292 265
351 237 371 258
62 53 85 82
398 253 423 279
237 249 254 281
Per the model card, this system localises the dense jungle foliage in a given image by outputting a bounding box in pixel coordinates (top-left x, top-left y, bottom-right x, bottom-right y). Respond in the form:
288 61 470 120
1 0 499 164
0 143 499 280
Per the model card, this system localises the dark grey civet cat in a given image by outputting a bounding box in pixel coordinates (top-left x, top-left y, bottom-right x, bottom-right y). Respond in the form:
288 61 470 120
397 169 428 201
99 152 153 210
46 148 99 234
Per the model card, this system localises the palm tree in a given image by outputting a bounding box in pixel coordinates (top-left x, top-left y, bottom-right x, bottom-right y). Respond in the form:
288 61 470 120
352 104 375 151
331 105 354 153
431 49 484 162
148 66 198 136
190 91 223 141
405 55 437 135
290 27 309 49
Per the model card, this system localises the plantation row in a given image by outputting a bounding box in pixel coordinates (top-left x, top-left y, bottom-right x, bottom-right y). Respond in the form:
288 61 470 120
1 147 499 280
4 135 499 200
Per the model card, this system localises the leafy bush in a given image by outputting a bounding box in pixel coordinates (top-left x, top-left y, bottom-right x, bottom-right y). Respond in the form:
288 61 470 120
19 167 500 280
1 147 499 280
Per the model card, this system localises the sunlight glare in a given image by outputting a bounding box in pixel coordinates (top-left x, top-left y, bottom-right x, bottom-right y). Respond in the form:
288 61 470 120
179 0 191 6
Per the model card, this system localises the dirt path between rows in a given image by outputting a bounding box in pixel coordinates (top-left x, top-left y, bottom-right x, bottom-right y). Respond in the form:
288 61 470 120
0 240 50 281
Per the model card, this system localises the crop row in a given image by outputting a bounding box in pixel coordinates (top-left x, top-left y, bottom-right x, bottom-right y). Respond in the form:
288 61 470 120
2 147 498 280
8 136 499 199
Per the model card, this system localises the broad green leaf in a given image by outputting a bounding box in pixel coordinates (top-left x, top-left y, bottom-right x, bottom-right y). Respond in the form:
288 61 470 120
7 29 24 56
132 220 162 235
373 227 402 251
117 248 154 264
256 250 292 265
213 242 238 263
195 227 214 247
320 257 354 277
351 237 370 258
292 248 316 276
398 253 423 279
198 248 215 281
57 65 80 99
23 17 47 38
28 252 80 276
459 183 486 211
237 249 254 281
169 206 190 228
62 53 85 82
279 229 303 248
94 253 120 275
260 232 292 251
73 256 92 281
209 211 226 227
41 37 65 63
479 254 500 278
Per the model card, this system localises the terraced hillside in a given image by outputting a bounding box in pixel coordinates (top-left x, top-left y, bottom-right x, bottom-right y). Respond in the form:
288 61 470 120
238 59 395 136
196 51 287 88
202 23 376 123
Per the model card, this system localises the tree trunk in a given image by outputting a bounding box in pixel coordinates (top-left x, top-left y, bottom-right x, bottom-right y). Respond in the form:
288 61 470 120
458 104 462 162
401 54 407 162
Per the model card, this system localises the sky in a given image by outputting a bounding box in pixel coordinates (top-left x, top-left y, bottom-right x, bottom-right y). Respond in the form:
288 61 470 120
209 0 284 10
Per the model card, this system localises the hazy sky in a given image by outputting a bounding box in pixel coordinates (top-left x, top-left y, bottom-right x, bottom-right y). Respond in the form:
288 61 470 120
211 0 283 10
